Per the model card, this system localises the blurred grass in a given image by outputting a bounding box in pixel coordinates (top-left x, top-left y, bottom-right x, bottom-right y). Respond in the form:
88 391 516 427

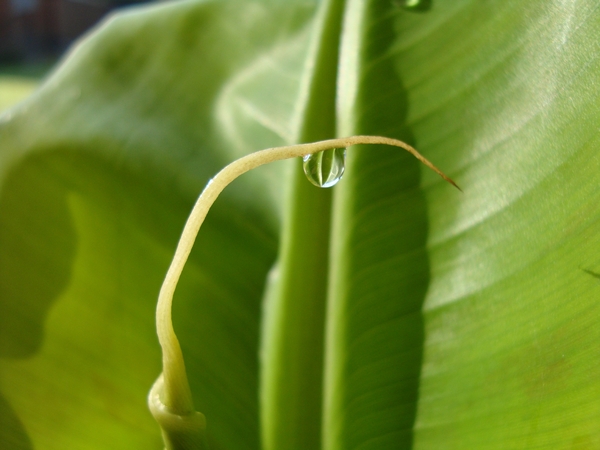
0 61 55 112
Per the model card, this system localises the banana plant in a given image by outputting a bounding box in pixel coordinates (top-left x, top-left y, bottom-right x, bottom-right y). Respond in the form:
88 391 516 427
1 0 599 449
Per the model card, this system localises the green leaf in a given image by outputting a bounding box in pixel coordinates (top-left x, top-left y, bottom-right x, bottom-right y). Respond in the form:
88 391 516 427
324 1 431 448
2 0 600 449
0 1 315 449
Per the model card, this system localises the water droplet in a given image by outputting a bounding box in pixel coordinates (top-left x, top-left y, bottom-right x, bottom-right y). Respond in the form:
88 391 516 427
302 148 346 188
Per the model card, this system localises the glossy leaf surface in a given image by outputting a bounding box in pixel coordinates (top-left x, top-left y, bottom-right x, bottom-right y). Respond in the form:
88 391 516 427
1 0 599 449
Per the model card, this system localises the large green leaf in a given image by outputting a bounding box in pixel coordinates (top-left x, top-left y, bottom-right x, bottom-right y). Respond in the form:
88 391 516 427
1 0 600 449
0 1 316 448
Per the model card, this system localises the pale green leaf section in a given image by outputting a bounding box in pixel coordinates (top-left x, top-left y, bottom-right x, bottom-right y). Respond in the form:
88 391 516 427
398 1 600 448
325 1 600 450
0 0 317 449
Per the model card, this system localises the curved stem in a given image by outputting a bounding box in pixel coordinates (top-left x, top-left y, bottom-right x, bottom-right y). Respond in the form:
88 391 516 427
149 135 459 449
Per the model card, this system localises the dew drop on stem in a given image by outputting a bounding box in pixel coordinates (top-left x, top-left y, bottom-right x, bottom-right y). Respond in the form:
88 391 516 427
302 148 346 188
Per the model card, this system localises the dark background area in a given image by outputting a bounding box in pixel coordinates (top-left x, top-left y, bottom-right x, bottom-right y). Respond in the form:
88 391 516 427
0 0 153 111
0 0 150 63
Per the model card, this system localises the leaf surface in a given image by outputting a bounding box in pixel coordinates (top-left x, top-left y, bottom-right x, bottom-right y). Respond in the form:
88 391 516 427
1 1 600 450
0 1 315 448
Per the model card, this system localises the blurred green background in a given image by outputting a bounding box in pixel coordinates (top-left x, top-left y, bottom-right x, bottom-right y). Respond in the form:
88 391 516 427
0 62 49 111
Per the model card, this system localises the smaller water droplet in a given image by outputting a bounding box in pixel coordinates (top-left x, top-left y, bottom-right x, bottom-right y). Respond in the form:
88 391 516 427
302 148 346 188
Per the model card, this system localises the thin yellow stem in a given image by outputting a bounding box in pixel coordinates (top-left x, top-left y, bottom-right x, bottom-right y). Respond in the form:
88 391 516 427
149 135 459 449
